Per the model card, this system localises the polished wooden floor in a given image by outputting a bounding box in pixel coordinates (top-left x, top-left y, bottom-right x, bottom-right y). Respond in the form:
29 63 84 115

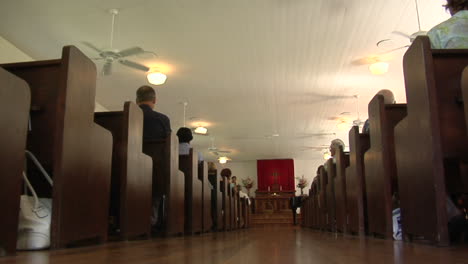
2 227 468 264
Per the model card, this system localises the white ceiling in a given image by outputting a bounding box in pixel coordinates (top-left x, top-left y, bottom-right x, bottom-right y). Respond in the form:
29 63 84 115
0 0 450 164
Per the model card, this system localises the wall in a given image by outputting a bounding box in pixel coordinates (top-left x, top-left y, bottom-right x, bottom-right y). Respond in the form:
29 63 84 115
293 159 324 196
216 161 257 197
0 35 107 112
0 35 33 63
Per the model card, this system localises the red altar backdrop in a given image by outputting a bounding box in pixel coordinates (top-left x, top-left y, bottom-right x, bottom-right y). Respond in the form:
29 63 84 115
257 159 295 191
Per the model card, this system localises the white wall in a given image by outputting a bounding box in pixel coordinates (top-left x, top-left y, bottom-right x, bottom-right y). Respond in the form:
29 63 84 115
0 35 108 112
215 159 324 197
293 159 324 196
216 161 257 197
0 35 33 63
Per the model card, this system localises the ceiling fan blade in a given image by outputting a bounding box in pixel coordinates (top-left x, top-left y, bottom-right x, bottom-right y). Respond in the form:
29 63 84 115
82 41 103 53
119 59 150 72
217 150 231 154
102 62 112 76
117 47 145 57
392 31 411 39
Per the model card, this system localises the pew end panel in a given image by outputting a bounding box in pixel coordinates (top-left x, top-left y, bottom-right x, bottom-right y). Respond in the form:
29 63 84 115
143 133 184 237
364 95 407 239
94 102 153 240
179 149 202 234
0 68 31 255
2 46 113 249
199 161 212 232
346 126 370 236
396 36 468 246
334 147 350 233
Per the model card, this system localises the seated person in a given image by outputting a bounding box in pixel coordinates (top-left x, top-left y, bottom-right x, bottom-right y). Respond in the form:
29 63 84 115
136 85 171 141
427 0 468 49
362 89 396 133
324 139 345 170
176 127 204 162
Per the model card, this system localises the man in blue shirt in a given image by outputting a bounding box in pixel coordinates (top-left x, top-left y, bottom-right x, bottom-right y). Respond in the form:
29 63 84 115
136 85 171 140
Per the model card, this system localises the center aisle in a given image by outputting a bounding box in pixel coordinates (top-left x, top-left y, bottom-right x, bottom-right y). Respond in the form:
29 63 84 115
3 227 468 264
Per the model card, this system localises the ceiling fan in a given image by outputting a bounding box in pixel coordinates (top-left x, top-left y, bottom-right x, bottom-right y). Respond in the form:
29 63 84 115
208 137 231 156
82 9 153 76
392 0 427 43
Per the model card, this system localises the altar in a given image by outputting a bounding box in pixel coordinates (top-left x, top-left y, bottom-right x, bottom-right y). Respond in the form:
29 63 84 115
254 190 295 213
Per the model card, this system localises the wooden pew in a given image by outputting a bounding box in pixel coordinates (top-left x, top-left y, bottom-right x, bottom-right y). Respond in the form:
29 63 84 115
208 168 224 231
233 191 239 229
318 166 328 230
198 161 212 233
0 68 31 256
220 169 231 231
179 148 203 234
395 36 468 246
1 46 113 249
312 179 320 229
334 146 350 233
94 102 153 240
142 133 184 236
364 94 407 239
325 159 336 232
346 126 370 236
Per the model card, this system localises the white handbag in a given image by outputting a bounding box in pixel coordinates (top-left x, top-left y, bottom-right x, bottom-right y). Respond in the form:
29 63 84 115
16 151 53 250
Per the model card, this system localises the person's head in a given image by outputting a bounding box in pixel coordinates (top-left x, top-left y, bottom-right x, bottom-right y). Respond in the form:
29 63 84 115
376 89 396 104
136 85 156 109
176 127 193 143
444 0 468 15
330 139 345 157
231 176 237 183
221 168 232 178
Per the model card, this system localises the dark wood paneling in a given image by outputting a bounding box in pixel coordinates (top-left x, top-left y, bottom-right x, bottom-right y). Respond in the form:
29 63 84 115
318 166 327 230
94 102 153 240
179 149 202 234
364 95 407 239
2 46 113 249
0 68 31 255
395 36 468 246
143 133 184 236
346 126 370 236
325 159 336 232
334 147 350 233
198 162 212 232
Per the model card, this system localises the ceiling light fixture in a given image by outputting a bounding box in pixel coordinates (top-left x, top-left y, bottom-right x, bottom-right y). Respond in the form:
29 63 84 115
218 156 229 164
194 126 208 135
337 120 349 131
147 70 167 85
369 62 389 75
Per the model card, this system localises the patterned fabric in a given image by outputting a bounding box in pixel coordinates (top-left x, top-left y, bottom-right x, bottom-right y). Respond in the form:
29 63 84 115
427 10 468 49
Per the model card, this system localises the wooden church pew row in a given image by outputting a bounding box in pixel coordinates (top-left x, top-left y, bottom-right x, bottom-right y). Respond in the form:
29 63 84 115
142 133 184 236
313 178 321 229
395 36 468 246
301 194 308 227
346 126 370 236
334 146 350 233
0 68 31 256
179 148 203 235
208 168 224 231
364 94 407 239
220 169 231 231
233 191 239 229
198 161 212 233
239 197 246 228
318 165 328 230
325 159 337 232
1 46 113 249
94 102 153 240
464 66 468 133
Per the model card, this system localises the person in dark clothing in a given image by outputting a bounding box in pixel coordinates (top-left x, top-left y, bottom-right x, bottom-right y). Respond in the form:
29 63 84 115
136 85 171 233
136 85 171 140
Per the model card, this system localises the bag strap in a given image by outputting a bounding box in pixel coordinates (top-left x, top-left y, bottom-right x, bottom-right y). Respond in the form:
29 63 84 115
25 150 53 186
22 171 40 210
